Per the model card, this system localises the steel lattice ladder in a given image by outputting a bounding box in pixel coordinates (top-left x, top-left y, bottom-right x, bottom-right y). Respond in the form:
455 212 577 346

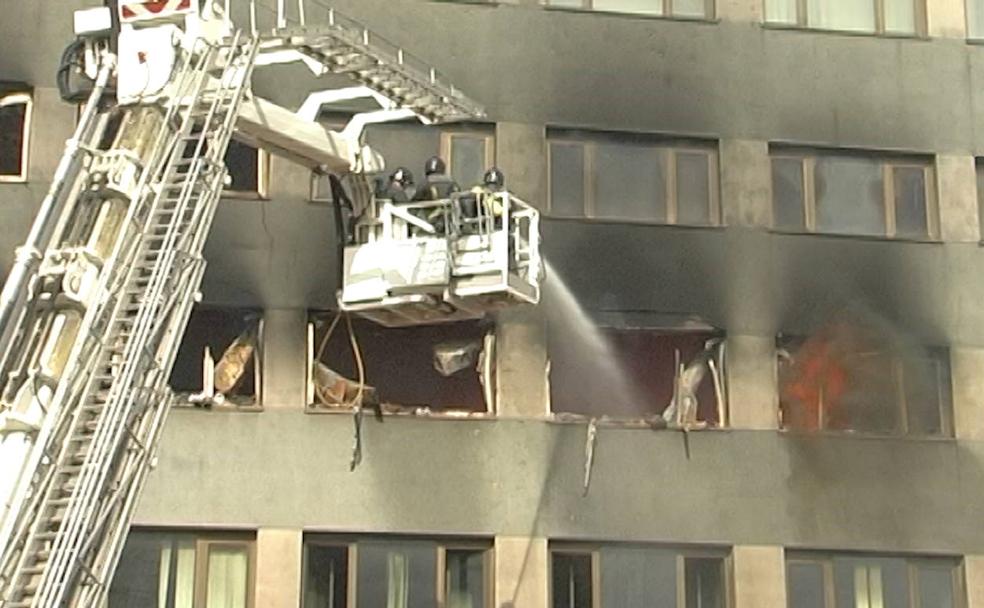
0 32 260 608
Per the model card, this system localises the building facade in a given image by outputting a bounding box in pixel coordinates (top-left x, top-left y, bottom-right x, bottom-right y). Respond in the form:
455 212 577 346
4 0 984 606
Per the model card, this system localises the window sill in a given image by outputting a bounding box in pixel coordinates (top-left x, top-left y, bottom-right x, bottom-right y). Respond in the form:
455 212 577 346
0 177 28 185
761 21 928 41
778 427 954 442
543 5 717 24
546 214 726 231
221 191 269 201
550 412 726 430
768 227 943 245
173 398 262 412
306 404 494 419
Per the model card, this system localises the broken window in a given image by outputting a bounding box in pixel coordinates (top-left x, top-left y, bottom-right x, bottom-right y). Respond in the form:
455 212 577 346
548 131 720 226
552 544 728 608
0 90 32 182
307 314 494 415
777 330 951 436
109 529 256 608
785 553 961 608
169 307 263 408
302 536 492 608
222 140 269 198
549 325 726 427
770 148 938 240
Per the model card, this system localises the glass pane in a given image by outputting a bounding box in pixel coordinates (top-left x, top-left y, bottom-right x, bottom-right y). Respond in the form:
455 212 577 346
672 0 707 18
833 557 909 608
109 532 196 608
787 562 825 608
357 541 437 608
599 546 676 606
303 545 348 608
548 0 587 6
970 0 984 38
773 158 806 230
765 0 798 23
814 155 885 237
831 352 898 434
550 143 586 217
446 550 485 608
551 553 593 608
450 135 488 188
806 0 876 32
594 143 666 222
685 558 725 608
903 356 945 436
918 566 955 608
676 151 712 225
0 100 28 177
312 173 333 202
592 0 663 15
206 545 249 608
883 0 916 34
893 166 928 239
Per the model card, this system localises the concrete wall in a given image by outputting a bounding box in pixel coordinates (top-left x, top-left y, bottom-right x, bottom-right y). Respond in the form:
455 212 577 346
134 408 984 556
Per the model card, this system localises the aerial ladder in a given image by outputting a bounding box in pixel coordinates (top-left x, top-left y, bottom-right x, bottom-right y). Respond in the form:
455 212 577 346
0 1 541 606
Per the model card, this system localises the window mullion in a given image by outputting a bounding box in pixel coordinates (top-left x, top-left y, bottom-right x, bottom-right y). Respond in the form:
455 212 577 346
875 0 885 34
884 164 897 237
667 149 678 224
585 143 596 218
804 158 816 232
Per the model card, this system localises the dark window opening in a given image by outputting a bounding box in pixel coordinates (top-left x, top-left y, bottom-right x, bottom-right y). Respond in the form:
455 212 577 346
169 307 262 407
778 329 950 436
0 92 31 179
303 544 348 608
549 326 724 426
310 314 490 414
224 140 264 196
552 553 593 608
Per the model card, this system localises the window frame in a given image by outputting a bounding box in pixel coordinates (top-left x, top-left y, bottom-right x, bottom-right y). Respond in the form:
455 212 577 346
192 535 257 608
547 136 721 227
0 91 33 183
544 0 716 19
549 543 731 608
172 309 265 410
784 552 965 608
763 0 927 37
440 130 496 188
437 542 495 608
221 142 271 200
301 536 493 608
770 150 939 240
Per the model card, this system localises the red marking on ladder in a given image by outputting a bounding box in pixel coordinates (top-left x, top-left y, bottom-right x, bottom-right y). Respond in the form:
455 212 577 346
121 0 192 20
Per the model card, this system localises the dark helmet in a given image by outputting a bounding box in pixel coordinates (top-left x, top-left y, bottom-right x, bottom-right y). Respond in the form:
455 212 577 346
424 156 446 176
483 167 505 190
391 167 414 186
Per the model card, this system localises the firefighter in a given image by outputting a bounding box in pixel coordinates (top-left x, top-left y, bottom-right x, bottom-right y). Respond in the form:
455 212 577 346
413 156 459 201
381 167 415 203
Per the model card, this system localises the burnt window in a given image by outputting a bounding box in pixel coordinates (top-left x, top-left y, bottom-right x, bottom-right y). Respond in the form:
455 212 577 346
777 330 951 436
0 91 32 181
169 307 262 407
549 325 725 426
308 314 492 414
223 140 268 198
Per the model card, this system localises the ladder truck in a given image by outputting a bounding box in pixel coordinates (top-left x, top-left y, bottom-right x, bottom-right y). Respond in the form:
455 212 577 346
0 2 542 605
